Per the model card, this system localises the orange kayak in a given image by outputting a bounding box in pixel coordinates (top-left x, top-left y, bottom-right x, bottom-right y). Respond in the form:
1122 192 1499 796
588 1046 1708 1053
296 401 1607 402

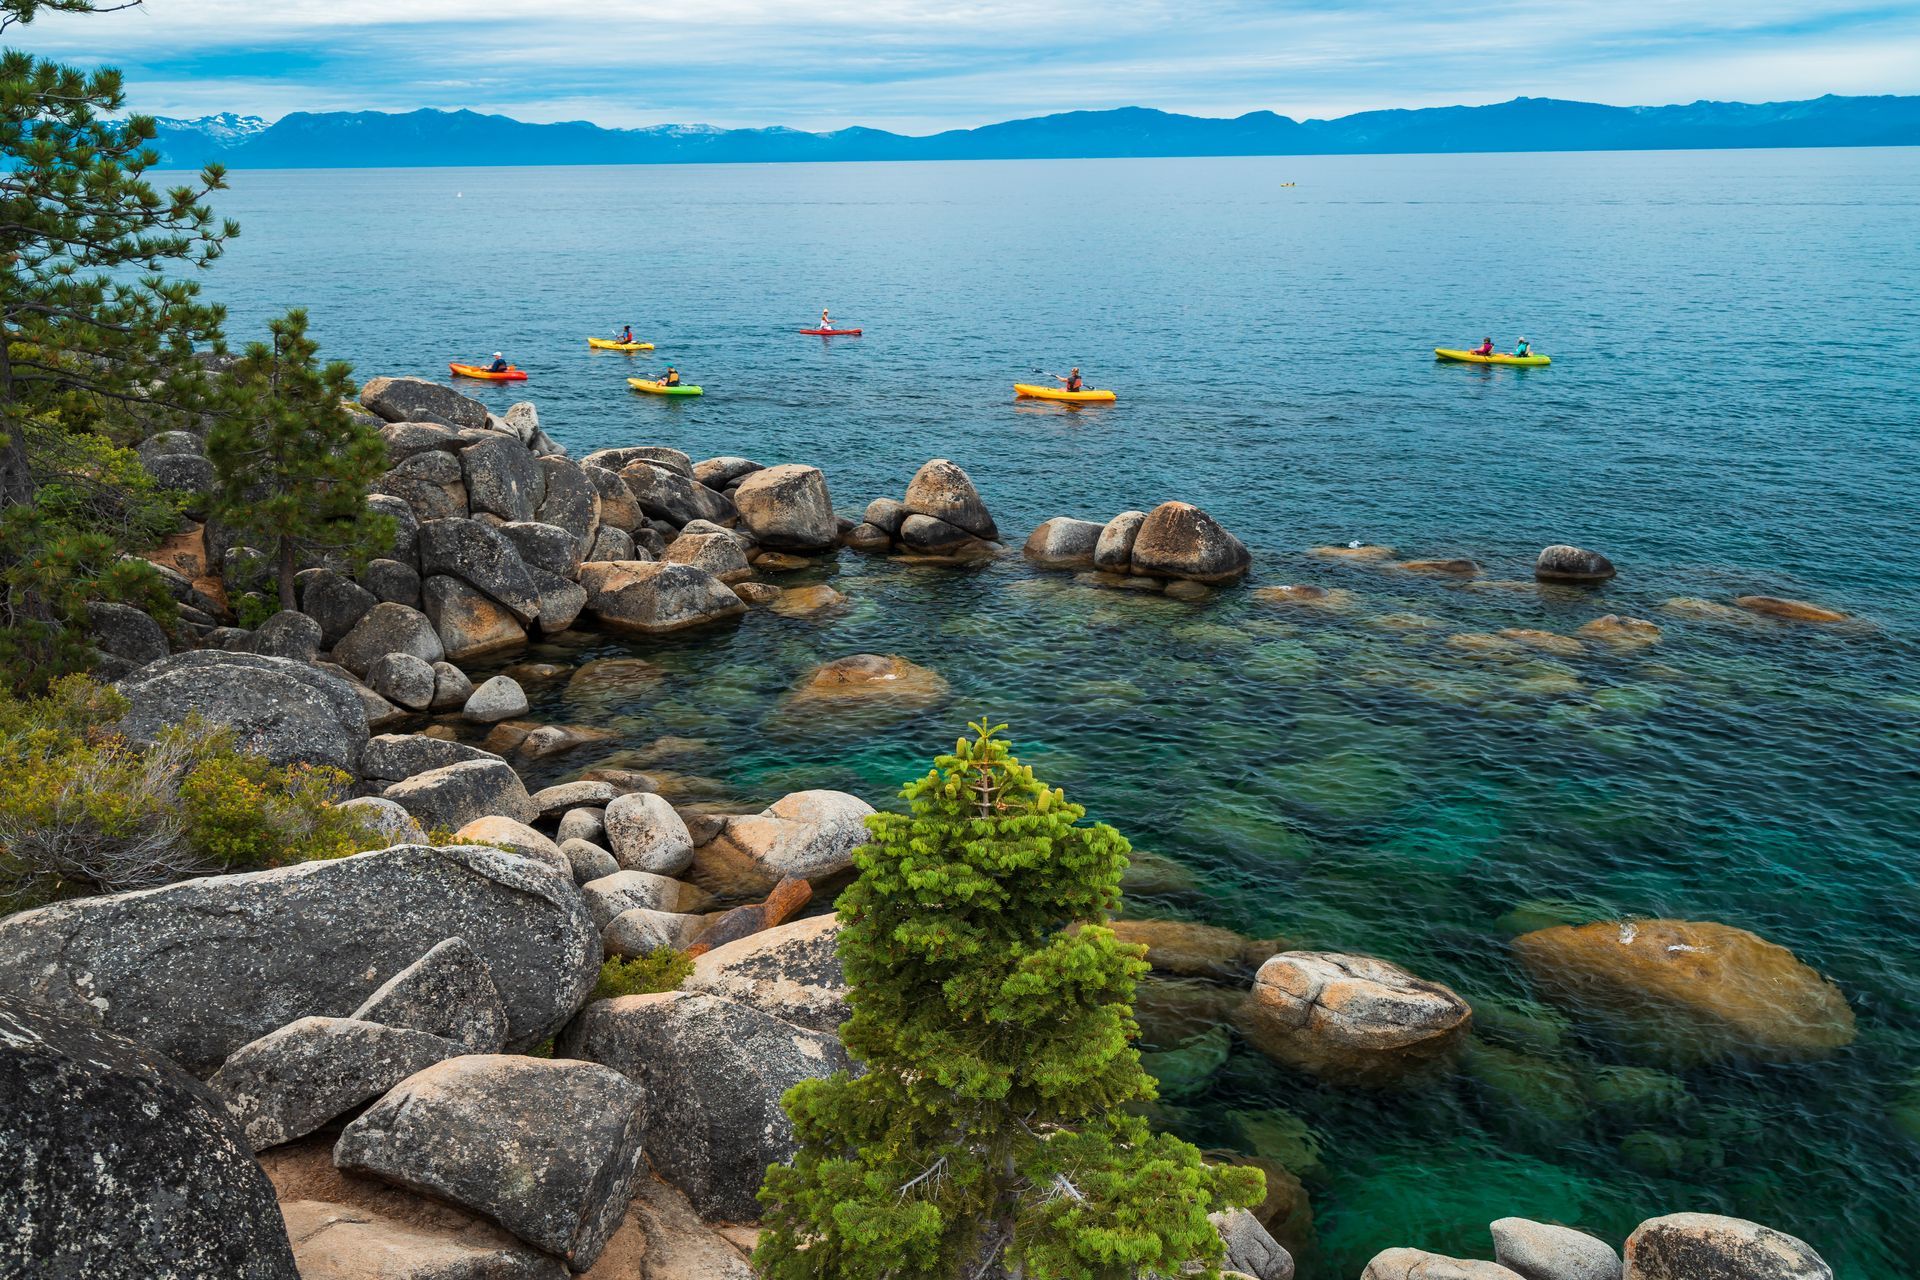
450 362 528 382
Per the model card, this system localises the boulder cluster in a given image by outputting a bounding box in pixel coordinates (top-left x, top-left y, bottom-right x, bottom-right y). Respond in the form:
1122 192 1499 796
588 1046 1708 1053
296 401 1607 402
845 457 1004 559
1361 1212 1834 1280
1025 500 1253 594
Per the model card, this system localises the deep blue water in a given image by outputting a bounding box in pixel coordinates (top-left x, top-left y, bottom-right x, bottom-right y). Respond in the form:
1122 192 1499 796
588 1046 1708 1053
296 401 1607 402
206 151 1919 1276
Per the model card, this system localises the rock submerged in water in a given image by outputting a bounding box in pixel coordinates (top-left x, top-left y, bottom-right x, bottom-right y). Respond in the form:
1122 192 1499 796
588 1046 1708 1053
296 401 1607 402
1511 919 1854 1065
1535 544 1617 583
0 996 301 1280
1237 951 1472 1086
1624 1213 1832 1280
1734 595 1852 624
1111 919 1281 982
789 653 948 708
1577 615 1662 648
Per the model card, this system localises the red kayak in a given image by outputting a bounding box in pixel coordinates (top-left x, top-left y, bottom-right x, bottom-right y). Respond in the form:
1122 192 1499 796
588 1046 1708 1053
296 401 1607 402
800 327 862 336
449 361 527 382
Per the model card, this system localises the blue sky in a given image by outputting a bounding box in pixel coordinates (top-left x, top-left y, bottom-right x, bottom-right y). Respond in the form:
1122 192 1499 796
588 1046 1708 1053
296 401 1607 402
20 0 1920 131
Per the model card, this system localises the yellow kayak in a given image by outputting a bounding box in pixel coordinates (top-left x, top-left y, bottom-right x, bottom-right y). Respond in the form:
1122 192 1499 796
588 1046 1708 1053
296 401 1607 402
628 377 702 397
1435 348 1551 367
589 337 654 351
1014 383 1117 403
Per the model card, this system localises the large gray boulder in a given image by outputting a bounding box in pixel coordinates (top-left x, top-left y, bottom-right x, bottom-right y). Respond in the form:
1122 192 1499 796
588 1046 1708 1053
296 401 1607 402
374 449 468 522
364 651 436 712
1212 1209 1295 1280
0 845 597 1074
114 651 368 774
208 1016 466 1151
898 513 981 555
366 494 420 564
360 376 489 429
383 758 537 829
585 462 642 533
585 445 692 475
86 600 169 667
561 991 852 1220
0 997 299 1279
578 560 747 634
1093 510 1148 572
694 455 763 488
1023 516 1105 566
247 610 324 663
332 601 445 676
731 463 836 551
462 433 543 522
463 674 529 723
620 460 715 528
361 732 502 784
1623 1214 1830 1280
418 518 543 625
334 1054 647 1271
536 457 601 557
1130 501 1251 582
348 935 509 1053
502 520 583 578
300 570 379 646
379 420 462 461
664 529 753 582
527 565 588 633
603 790 695 875
902 457 997 539
1491 1218 1620 1280
685 914 847 1033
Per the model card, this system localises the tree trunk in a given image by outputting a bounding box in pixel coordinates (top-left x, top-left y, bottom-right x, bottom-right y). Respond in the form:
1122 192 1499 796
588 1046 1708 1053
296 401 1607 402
0 309 33 510
276 536 297 613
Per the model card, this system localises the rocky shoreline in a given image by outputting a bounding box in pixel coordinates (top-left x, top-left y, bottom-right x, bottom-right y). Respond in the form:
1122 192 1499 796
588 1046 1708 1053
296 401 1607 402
1 373 1853 1279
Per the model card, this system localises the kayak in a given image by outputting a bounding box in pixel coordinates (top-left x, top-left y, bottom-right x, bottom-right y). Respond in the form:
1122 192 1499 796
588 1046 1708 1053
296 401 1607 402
1014 383 1117 403
450 362 527 381
628 377 703 397
588 337 654 351
800 327 862 336
1434 348 1551 367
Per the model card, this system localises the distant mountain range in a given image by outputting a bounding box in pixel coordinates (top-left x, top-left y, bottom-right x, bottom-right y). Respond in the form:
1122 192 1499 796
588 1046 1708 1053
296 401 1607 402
149 95 1920 169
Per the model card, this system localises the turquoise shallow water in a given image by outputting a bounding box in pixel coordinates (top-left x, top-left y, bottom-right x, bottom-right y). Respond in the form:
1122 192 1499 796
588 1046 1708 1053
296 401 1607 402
204 150 1918 1275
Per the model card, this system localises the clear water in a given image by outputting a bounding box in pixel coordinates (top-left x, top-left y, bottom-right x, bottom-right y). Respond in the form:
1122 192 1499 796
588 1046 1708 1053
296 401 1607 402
205 150 1920 1276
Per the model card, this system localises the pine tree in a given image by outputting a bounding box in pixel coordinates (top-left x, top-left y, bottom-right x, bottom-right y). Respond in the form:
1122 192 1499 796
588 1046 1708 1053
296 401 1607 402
206 310 391 612
756 721 1261 1280
0 0 238 689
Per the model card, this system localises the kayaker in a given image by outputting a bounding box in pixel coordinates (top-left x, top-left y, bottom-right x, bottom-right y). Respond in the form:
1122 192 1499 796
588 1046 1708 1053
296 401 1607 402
1513 337 1532 357
487 351 510 373
1472 338 1494 357
1055 367 1084 393
617 325 634 344
820 308 832 331
661 368 681 387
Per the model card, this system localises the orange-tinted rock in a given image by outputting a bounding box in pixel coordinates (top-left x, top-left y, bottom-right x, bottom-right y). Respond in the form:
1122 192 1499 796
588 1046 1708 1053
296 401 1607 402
1660 597 1753 623
1111 919 1282 982
1237 951 1472 1086
1577 615 1662 647
1254 585 1355 609
1130 502 1251 582
790 654 947 707
1310 544 1394 561
1734 595 1851 624
1394 558 1479 576
1498 628 1586 656
567 658 668 695
768 584 847 618
1512 919 1855 1065
683 877 813 957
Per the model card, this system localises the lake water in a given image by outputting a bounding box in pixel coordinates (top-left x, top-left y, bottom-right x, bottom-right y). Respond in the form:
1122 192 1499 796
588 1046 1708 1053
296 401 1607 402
205 150 1919 1276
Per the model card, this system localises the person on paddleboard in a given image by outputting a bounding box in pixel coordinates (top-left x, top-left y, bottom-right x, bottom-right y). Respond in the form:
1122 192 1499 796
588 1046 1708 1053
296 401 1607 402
820 308 832 331
487 351 510 373
1513 337 1532 357
1471 338 1494 357
617 325 634 344
1056 367 1084 392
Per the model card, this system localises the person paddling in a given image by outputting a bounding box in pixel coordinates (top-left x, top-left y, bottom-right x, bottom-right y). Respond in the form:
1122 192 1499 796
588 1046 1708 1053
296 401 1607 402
1055 367 1084 393
820 308 833 331
616 325 634 344
658 367 681 388
1513 337 1532 357
1471 338 1494 358
486 351 510 373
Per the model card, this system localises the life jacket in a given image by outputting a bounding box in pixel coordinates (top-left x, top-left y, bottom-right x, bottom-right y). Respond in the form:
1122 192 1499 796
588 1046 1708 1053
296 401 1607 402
1067 375 1083 391
665 371 680 385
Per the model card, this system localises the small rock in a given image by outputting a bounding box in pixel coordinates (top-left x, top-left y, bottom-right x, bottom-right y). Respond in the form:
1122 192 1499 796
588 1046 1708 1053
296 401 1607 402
1023 516 1105 566
360 732 500 783
86 600 171 666
684 876 814 957
359 558 421 607
560 838 621 885
530 780 619 818
862 497 905 534
769 583 847 618
1363 1248 1526 1280
1093 510 1148 572
1396 558 1480 576
1535 545 1617 584
365 651 437 711
334 796 427 847
347 936 509 1053
333 602 445 676
694 455 764 488
734 580 782 605
691 790 876 895
383 758 537 829
582 870 712 928
279 1200 565 1280
1733 595 1851 624
334 1054 647 1271
789 653 948 708
579 560 748 634
1577 615 1662 648
604 791 696 875
453 816 566 872
684 912 844 1032
1111 919 1280 982
842 522 892 552
430 661 474 710
901 458 997 539
1311 544 1395 560
463 674 529 723
1212 1208 1295 1280
1238 951 1472 1085
556 807 607 845
603 907 707 956
249 610 324 662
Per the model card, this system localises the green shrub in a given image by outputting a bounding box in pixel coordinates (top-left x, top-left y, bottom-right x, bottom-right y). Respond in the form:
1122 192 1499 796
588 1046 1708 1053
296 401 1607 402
0 675 388 910
591 950 693 1001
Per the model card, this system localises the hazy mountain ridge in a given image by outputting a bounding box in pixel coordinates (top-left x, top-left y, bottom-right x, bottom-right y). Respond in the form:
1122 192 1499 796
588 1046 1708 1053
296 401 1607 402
149 95 1920 168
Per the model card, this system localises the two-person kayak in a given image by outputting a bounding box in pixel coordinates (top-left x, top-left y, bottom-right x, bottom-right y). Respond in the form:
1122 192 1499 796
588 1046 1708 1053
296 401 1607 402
628 377 702 397
1435 348 1551 367
450 362 528 381
588 337 654 351
1014 383 1117 403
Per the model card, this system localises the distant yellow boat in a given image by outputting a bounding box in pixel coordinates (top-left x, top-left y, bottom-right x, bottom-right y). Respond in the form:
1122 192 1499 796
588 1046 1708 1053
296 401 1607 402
1435 348 1551 367
588 337 653 351
628 377 702 396
1014 383 1117 403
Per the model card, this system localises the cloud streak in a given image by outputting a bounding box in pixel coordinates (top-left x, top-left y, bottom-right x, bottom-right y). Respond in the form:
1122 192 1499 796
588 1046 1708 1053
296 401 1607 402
19 0 1920 130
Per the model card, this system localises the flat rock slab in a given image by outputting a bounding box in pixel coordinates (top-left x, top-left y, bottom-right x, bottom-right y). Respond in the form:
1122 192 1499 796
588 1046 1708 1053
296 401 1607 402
210 1016 467 1151
335 1054 647 1271
0 845 599 1074
281 1199 567 1280
561 991 852 1221
684 913 847 1033
0 997 299 1279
